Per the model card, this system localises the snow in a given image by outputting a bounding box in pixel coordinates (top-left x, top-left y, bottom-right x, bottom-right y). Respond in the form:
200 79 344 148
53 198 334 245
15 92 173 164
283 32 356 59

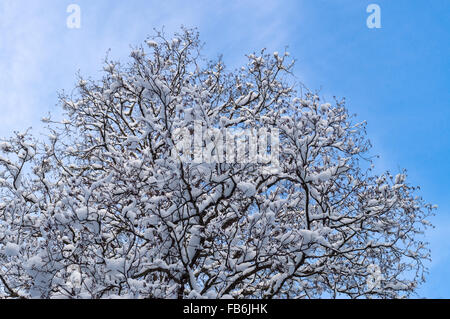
75 207 88 220
395 174 405 184
235 262 253 272
24 255 43 270
105 257 125 272
237 182 256 197
236 91 258 106
146 40 158 47
103 64 115 73
4 242 20 256
187 227 202 262
320 103 331 112
0 142 12 152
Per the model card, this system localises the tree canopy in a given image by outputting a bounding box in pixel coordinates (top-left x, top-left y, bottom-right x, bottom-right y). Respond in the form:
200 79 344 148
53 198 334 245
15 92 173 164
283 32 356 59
0 28 434 299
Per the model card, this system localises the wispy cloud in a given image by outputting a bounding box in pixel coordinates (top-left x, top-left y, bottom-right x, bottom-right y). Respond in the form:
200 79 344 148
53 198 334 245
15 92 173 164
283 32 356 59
0 1 58 136
0 0 302 137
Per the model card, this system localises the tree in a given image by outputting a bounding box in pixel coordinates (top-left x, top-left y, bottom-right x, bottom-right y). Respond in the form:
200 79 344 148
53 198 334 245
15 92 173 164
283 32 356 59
0 28 434 299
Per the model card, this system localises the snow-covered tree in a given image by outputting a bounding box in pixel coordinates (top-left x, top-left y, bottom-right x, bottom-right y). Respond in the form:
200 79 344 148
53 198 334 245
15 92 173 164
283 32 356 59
0 28 434 299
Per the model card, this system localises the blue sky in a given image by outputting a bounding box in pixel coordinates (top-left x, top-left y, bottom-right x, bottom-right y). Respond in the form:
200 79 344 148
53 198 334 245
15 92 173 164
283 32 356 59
0 0 448 298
